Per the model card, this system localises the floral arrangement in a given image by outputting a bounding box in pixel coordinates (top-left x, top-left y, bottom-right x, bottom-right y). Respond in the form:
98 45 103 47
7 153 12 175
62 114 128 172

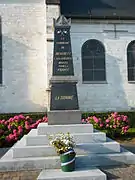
82 112 130 138
49 132 76 155
0 114 48 147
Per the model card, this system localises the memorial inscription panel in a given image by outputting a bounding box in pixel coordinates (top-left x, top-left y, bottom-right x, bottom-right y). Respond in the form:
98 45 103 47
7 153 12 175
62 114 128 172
50 83 79 110
53 26 74 76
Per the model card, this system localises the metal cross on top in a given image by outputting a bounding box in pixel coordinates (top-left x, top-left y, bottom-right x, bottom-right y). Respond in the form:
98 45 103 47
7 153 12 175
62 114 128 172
104 24 128 38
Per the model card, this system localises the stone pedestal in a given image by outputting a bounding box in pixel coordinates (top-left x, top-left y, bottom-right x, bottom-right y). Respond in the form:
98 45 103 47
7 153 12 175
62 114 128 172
48 110 81 125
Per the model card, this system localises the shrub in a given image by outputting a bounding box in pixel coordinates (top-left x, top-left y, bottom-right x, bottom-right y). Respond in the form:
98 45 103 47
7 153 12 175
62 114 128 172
82 111 135 128
82 112 130 138
0 114 48 148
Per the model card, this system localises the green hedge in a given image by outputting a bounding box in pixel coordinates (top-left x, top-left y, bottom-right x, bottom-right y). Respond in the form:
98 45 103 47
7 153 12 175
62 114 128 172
0 112 47 122
0 111 135 127
82 111 135 128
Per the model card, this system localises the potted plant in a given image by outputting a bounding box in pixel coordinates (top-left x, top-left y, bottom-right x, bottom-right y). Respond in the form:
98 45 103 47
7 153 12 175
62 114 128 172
48 132 76 172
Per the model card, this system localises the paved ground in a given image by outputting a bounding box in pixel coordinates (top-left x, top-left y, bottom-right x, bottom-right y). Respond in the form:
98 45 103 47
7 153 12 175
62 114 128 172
0 170 41 180
101 165 135 180
0 166 135 180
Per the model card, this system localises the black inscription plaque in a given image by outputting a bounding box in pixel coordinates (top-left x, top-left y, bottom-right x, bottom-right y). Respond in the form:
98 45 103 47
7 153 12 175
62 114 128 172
53 16 74 76
50 83 79 110
50 15 79 112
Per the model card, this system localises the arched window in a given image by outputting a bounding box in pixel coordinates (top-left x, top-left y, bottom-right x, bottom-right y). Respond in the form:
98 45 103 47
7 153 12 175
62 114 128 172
82 39 106 82
0 17 2 84
127 41 135 81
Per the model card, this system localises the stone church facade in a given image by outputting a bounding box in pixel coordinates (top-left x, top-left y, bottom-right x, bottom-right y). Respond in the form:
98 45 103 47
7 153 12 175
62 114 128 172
0 0 135 113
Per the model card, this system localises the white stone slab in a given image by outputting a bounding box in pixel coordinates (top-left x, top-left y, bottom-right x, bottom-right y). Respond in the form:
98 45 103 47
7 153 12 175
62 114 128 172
12 141 120 158
37 168 106 180
0 148 135 171
37 123 93 135
26 129 106 146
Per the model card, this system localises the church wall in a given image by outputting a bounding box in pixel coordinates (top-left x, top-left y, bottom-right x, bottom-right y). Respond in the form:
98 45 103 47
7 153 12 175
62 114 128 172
71 23 135 112
47 4 135 112
0 0 47 113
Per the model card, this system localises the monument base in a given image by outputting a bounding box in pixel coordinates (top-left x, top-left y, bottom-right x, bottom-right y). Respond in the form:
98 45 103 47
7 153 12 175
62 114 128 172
48 110 82 125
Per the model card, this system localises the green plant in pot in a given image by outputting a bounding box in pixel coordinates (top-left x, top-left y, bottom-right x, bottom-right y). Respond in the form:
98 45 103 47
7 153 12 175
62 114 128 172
49 132 76 172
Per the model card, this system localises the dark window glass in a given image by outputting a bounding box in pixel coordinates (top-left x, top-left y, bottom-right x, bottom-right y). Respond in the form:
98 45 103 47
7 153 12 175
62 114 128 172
82 70 93 81
127 41 135 81
94 70 106 81
82 39 106 82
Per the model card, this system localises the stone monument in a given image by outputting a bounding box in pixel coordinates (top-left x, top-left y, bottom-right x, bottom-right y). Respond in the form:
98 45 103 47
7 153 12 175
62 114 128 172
48 15 81 125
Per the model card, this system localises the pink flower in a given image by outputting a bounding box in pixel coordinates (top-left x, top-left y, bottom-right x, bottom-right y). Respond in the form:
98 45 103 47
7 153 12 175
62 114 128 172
25 121 29 125
14 116 19 120
30 124 37 128
113 125 117 129
100 124 103 127
26 116 30 120
9 134 15 140
81 119 85 123
6 136 11 142
18 126 23 130
43 116 48 122
8 125 12 130
28 118 32 123
125 126 129 130
106 124 109 128
13 129 17 134
25 124 30 130
1 120 5 124
8 118 13 123
123 116 128 122
13 132 18 137
35 121 39 125
112 112 118 118
106 119 110 123
85 118 89 122
14 137 18 141
93 116 99 123
4 121 8 125
124 129 128 134
37 119 42 123
18 114 25 119
117 117 121 121
18 129 23 134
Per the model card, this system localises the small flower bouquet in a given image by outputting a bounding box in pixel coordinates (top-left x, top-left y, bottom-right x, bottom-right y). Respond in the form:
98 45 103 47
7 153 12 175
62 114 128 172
48 132 76 172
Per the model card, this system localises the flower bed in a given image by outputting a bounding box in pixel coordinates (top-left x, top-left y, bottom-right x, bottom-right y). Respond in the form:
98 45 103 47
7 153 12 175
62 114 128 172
82 112 130 138
0 112 131 148
0 114 48 148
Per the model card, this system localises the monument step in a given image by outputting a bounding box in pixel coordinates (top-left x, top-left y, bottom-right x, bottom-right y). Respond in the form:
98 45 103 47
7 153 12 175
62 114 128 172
37 123 93 135
37 168 106 180
0 147 135 172
12 141 120 158
26 129 106 146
